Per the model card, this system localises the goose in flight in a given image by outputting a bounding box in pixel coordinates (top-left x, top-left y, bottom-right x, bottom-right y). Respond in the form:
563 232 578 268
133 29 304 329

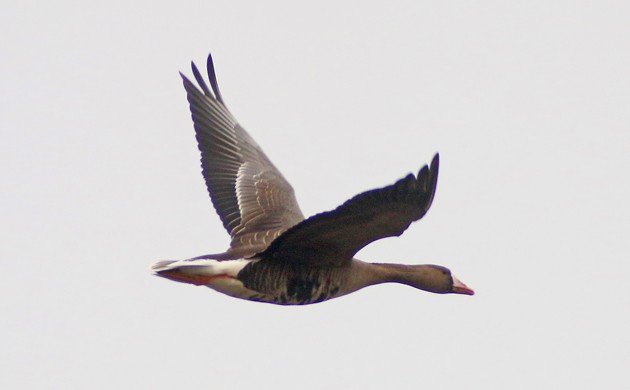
152 53 474 305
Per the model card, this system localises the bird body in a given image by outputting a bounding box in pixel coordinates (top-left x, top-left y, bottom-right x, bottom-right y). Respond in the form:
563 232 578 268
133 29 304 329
152 53 474 305
153 257 348 305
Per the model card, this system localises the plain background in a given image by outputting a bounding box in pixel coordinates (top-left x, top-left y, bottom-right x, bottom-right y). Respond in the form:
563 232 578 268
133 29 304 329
2 1 629 389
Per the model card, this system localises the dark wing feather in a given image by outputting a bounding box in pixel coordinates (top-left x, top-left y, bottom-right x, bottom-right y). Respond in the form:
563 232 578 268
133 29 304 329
181 54 305 257
258 154 439 266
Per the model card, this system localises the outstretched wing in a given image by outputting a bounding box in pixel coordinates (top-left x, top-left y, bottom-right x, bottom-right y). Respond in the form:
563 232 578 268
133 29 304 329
181 54 305 257
258 154 440 265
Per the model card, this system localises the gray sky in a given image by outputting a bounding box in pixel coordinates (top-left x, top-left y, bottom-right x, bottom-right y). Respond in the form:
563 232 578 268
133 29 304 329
2 1 629 389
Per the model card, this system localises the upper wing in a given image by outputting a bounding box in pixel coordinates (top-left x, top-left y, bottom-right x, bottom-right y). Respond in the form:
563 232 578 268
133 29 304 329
181 54 305 257
258 154 440 266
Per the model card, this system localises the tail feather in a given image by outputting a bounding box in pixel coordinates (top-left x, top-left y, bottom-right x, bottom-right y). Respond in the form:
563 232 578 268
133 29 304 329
151 259 216 274
151 259 218 285
150 258 253 285
151 260 178 271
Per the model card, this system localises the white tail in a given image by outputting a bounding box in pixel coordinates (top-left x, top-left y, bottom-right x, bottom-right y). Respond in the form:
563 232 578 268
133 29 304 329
150 258 254 285
151 260 178 271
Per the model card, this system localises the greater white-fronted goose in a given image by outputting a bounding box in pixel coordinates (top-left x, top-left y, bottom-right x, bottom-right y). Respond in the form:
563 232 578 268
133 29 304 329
152 53 474 305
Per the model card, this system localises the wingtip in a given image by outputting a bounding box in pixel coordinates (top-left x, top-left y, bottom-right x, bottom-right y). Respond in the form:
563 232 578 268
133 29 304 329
430 152 440 173
417 165 429 180
180 71 195 90
427 153 440 202
414 153 440 192
206 52 225 105
190 60 201 80
190 60 213 97
417 153 439 176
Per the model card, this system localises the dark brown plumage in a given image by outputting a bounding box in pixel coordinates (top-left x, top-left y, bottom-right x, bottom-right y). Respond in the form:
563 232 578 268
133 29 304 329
258 155 439 266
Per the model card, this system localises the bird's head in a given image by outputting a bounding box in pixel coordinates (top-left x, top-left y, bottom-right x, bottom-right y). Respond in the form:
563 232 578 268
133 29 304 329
409 264 475 295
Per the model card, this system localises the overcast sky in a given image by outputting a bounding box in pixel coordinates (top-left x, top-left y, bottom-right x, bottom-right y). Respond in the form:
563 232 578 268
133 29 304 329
1 1 629 389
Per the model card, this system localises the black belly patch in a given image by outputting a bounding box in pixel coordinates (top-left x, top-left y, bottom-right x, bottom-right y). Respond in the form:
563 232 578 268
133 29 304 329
237 261 345 305
286 278 320 302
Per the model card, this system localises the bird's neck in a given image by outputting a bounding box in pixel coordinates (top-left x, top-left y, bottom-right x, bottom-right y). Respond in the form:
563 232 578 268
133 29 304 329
351 261 435 290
